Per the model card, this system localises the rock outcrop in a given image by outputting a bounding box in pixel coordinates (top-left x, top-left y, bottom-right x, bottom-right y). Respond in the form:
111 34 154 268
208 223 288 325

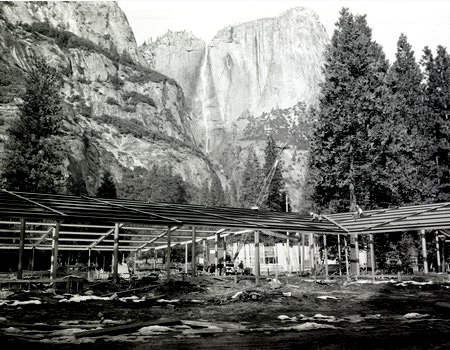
140 7 329 209
0 1 218 196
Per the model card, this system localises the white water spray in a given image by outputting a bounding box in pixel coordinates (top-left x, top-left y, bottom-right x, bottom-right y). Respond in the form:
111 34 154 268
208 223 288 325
200 45 209 153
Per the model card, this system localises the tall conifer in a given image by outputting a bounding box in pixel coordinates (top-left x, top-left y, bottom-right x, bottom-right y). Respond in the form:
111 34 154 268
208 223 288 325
422 45 450 201
1 55 65 193
383 34 431 205
307 8 390 213
239 148 262 208
263 136 287 212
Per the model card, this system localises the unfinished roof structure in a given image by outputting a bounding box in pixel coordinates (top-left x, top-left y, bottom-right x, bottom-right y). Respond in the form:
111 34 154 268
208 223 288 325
0 189 345 253
328 202 450 234
3 189 450 281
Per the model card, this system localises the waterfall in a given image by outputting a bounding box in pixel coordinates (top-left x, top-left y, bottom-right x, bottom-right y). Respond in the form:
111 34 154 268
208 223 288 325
200 45 209 153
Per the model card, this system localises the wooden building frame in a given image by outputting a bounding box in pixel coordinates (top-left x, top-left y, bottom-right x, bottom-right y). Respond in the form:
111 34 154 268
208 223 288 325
0 189 345 284
2 189 450 284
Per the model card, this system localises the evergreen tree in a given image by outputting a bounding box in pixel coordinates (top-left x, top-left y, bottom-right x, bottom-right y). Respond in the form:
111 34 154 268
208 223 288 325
262 135 287 212
239 148 262 208
384 33 432 204
147 165 190 204
226 180 239 207
306 8 390 213
209 175 226 206
117 165 191 204
96 170 117 198
422 45 450 201
66 160 88 196
1 55 65 193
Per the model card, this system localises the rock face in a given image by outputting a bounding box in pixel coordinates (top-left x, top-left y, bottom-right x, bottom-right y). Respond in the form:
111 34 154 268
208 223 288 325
0 1 217 196
2 1 146 67
140 31 206 113
140 7 329 209
204 7 327 150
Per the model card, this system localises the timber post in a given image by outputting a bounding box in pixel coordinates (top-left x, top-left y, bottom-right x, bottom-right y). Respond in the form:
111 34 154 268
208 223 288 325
192 227 197 277
17 218 26 280
421 230 428 274
113 223 120 284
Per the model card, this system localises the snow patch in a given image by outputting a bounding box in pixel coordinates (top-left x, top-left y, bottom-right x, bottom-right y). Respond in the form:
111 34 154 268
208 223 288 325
138 325 174 334
403 313 430 319
288 322 339 331
317 295 339 300
59 295 112 303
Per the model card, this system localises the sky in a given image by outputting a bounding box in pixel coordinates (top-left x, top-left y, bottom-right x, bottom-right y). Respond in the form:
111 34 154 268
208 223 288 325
117 0 450 63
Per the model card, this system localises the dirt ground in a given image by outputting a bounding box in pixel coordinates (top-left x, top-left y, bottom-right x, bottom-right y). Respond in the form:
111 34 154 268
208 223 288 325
1 273 450 349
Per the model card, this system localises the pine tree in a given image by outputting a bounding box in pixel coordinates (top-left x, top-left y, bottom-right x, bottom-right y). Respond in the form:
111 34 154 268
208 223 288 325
209 175 226 206
306 8 390 213
239 148 262 208
263 135 287 212
383 33 431 205
1 55 65 193
96 170 117 198
422 45 450 201
147 165 190 204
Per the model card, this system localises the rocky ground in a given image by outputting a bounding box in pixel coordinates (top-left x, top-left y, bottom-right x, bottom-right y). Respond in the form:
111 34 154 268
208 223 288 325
1 273 450 349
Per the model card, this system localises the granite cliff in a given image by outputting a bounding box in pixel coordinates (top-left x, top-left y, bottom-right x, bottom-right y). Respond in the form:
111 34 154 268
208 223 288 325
0 1 219 197
140 7 329 209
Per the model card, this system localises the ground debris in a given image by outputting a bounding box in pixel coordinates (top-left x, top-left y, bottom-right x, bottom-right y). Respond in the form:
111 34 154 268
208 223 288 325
73 318 181 338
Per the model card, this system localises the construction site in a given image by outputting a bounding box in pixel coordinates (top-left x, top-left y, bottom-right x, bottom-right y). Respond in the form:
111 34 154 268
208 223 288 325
0 189 450 349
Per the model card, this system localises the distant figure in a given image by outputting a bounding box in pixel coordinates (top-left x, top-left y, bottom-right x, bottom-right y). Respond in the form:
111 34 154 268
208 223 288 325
217 262 224 275
239 261 244 274
309 212 322 222
352 205 363 220
396 258 402 273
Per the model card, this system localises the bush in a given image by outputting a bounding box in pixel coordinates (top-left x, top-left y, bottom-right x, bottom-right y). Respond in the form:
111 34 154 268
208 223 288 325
123 105 136 113
79 104 92 118
110 74 124 89
122 90 156 107
106 97 120 106
128 68 176 85
21 21 119 62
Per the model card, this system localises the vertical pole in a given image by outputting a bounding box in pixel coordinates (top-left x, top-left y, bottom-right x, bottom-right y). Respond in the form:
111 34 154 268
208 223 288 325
301 233 305 273
255 231 260 285
337 234 342 276
355 233 360 276
275 244 279 280
17 218 26 280
203 240 207 268
442 239 446 272
313 234 318 279
324 234 328 277
344 237 350 281
435 231 441 272
286 232 290 275
215 232 219 276
113 223 120 284
50 221 60 281
185 243 188 274
369 234 376 282
31 246 35 273
349 234 358 276
309 233 314 275
166 226 171 280
88 248 91 280
133 251 137 275
192 227 197 277
421 230 428 274
224 236 227 264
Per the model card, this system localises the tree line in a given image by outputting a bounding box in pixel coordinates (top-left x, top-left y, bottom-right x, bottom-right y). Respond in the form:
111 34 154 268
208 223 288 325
304 8 450 269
